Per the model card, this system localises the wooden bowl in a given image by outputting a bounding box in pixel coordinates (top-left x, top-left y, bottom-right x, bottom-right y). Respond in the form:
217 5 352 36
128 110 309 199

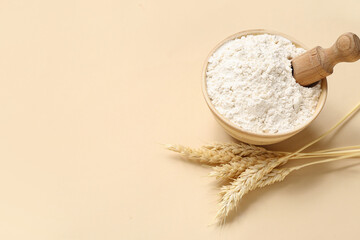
202 29 328 145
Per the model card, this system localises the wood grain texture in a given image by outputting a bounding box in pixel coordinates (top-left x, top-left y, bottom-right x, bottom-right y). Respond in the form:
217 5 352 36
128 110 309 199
292 32 360 86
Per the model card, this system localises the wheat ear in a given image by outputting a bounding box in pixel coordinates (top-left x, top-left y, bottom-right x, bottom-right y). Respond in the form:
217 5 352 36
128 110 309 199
203 142 273 157
216 103 360 223
215 157 282 223
164 144 233 164
165 142 275 165
209 152 285 180
216 152 360 224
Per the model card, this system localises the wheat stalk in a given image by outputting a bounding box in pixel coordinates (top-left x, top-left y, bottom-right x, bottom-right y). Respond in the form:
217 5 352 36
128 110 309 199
255 152 360 190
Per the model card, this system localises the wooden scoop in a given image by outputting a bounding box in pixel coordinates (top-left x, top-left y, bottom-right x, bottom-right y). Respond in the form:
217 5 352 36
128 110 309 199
292 32 360 86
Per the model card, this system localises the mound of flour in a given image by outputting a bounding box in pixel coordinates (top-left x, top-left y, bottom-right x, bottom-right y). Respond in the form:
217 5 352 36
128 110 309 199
206 34 321 134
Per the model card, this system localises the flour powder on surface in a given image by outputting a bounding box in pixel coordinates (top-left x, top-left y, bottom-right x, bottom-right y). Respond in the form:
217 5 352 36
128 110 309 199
206 34 322 134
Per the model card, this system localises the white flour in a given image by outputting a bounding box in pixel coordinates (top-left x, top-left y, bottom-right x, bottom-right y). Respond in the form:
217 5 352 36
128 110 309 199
206 34 321 134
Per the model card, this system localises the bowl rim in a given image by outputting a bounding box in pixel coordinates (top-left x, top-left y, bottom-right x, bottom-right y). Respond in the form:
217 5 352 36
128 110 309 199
201 29 328 138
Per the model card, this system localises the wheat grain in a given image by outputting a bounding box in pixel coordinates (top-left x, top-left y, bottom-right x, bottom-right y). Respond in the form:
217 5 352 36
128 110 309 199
209 152 285 180
256 168 292 188
164 144 231 164
203 142 271 157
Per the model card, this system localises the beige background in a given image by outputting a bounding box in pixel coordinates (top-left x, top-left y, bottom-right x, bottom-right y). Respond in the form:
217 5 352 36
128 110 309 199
1 0 360 239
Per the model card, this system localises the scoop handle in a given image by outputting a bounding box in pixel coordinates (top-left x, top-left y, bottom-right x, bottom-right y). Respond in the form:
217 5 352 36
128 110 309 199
292 32 360 86
324 32 360 68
